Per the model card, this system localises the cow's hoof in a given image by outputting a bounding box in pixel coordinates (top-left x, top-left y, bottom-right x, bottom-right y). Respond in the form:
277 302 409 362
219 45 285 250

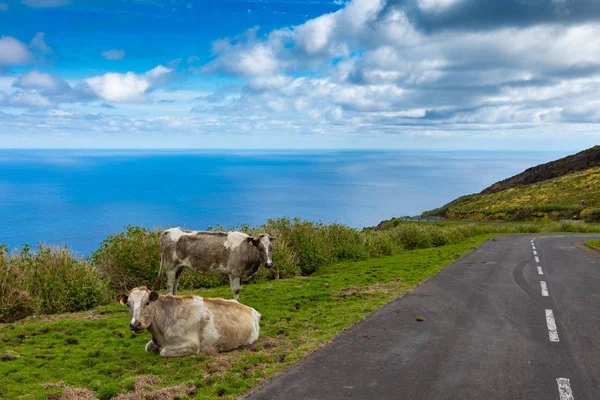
145 341 160 353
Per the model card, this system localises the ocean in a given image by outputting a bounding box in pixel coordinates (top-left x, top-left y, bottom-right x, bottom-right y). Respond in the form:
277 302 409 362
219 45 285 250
0 149 566 255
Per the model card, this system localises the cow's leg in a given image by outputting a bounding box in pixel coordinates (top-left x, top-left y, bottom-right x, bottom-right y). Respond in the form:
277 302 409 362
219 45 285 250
173 267 184 294
229 276 241 301
145 340 160 353
166 265 179 295
159 343 199 358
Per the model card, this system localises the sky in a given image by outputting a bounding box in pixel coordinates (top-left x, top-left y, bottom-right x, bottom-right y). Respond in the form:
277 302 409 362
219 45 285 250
0 0 599 150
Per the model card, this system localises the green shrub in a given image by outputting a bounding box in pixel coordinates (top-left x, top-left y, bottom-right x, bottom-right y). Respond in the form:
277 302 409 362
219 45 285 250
91 225 162 291
0 244 111 322
0 245 34 323
581 207 600 223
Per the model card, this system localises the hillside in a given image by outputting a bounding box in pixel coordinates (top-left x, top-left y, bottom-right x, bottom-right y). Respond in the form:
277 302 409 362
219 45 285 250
421 164 600 222
481 145 600 194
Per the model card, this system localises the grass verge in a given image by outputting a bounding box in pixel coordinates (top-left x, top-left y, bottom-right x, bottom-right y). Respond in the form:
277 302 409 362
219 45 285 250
585 240 600 252
0 234 494 400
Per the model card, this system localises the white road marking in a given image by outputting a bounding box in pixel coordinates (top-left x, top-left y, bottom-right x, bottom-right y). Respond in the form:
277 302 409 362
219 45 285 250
533 250 537 255
546 309 560 342
540 281 549 296
535 256 540 263
537 266 544 275
532 245 536 250
556 378 574 400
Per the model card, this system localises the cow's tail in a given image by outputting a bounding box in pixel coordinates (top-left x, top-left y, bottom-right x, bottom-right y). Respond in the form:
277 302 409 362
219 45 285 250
154 252 165 291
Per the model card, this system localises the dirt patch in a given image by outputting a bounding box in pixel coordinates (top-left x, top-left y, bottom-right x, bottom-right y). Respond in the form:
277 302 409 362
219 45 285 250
258 336 280 349
1 350 21 361
113 375 196 400
60 387 96 400
335 282 410 298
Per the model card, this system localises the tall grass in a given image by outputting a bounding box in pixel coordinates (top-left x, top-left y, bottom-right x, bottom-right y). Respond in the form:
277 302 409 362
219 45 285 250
2 218 600 323
0 244 111 323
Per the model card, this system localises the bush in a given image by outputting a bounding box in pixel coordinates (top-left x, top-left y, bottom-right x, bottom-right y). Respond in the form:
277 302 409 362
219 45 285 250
0 245 34 323
0 244 111 322
581 207 600 223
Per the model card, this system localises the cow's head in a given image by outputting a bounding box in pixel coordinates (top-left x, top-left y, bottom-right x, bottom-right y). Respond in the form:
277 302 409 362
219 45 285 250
247 234 276 268
117 286 160 334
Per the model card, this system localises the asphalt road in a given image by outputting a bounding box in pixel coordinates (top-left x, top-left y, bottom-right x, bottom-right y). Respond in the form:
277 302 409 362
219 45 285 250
245 234 600 400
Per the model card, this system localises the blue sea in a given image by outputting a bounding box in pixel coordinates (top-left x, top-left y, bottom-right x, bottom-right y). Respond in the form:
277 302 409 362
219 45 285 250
0 149 566 255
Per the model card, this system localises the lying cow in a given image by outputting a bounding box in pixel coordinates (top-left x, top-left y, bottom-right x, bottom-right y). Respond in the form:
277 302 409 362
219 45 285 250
117 286 261 357
159 228 275 300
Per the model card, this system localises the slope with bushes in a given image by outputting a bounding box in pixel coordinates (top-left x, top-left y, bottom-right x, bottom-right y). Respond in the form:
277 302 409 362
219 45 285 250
422 167 600 221
481 145 600 194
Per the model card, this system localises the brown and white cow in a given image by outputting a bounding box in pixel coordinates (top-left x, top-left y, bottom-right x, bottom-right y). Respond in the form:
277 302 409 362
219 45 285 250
117 286 261 357
159 228 275 300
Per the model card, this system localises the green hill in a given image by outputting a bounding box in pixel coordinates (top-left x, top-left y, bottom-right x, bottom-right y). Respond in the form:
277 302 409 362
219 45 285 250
421 147 600 222
481 145 600 193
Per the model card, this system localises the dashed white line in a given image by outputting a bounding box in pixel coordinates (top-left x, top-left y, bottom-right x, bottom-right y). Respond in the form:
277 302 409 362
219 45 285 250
535 256 540 263
533 250 537 255
537 266 544 275
556 378 574 400
545 309 560 342
540 281 549 296
532 245 536 250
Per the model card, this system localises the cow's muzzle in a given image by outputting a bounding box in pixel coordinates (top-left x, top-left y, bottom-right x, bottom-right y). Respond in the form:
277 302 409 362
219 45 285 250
265 262 274 269
129 321 144 333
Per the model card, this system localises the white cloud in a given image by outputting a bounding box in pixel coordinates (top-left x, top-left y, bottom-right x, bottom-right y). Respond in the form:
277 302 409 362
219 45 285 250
30 32 52 54
21 0 71 8
15 70 60 90
0 91 53 108
84 65 173 103
0 36 33 65
101 49 126 60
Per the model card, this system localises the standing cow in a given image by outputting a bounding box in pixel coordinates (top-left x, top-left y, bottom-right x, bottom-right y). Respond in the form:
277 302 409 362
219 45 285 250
159 228 275 300
117 286 261 357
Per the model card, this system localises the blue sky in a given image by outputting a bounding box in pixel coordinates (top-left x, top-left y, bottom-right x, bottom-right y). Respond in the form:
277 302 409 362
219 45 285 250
1 0 599 150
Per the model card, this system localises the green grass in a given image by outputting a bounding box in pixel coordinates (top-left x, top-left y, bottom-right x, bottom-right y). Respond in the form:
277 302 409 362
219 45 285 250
421 167 600 221
586 240 600 251
0 235 493 400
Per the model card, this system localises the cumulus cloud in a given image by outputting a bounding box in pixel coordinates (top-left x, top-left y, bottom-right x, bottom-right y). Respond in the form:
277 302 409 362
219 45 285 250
0 36 33 65
101 49 126 60
85 65 173 102
193 0 600 135
3 70 96 108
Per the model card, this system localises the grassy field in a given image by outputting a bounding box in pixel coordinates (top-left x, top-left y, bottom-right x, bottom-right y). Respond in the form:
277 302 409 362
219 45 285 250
0 235 493 400
421 167 600 221
586 240 600 252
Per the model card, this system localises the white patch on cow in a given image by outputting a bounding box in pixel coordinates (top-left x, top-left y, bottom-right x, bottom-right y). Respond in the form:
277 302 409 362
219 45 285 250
180 256 193 268
246 309 261 345
224 231 248 250
130 317 136 325
260 236 272 264
196 297 220 347
166 227 187 242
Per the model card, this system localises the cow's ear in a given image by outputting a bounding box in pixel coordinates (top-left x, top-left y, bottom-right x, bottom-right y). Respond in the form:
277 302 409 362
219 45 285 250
149 291 159 302
246 237 255 246
117 293 128 305
269 235 276 241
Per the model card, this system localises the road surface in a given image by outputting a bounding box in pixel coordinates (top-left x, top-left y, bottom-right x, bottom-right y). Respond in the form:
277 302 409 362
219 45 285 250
246 234 600 400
